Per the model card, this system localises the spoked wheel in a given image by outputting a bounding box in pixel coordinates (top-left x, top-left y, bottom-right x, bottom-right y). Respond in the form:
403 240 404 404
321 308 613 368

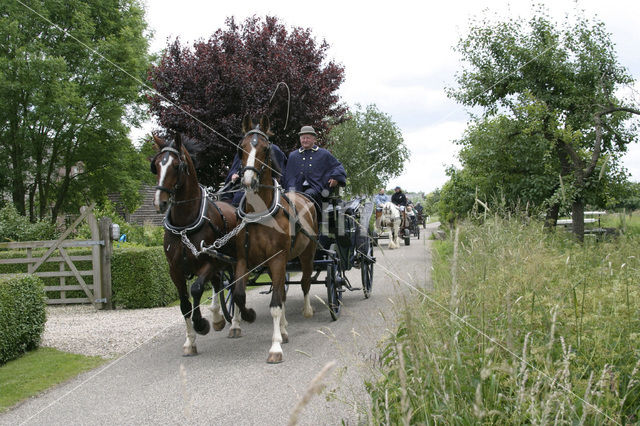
416 226 420 239
404 228 411 246
326 260 342 321
361 238 374 298
220 283 235 323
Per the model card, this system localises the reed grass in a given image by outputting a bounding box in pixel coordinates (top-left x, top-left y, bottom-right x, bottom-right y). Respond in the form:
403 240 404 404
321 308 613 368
365 217 640 424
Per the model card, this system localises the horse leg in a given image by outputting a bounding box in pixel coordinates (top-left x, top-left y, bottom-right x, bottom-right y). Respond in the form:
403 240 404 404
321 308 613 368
229 258 256 338
299 243 316 318
190 274 210 336
208 273 226 332
174 272 197 356
267 256 287 363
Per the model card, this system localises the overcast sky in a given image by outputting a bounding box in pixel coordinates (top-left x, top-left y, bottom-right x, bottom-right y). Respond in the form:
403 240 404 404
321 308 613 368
135 0 640 193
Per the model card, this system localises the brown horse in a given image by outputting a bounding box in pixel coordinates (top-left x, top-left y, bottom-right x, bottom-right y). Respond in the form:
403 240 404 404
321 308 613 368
230 115 318 363
150 133 238 356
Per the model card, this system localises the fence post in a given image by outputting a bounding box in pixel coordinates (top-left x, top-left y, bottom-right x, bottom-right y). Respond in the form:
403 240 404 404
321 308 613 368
99 218 113 310
88 211 102 308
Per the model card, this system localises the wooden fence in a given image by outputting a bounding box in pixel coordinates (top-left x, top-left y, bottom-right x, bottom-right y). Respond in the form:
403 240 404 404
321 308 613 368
0 205 113 309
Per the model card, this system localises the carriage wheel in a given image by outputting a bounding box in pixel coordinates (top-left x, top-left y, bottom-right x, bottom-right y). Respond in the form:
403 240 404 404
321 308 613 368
219 284 235 323
416 226 420 239
404 228 411 246
361 238 374 299
326 261 342 321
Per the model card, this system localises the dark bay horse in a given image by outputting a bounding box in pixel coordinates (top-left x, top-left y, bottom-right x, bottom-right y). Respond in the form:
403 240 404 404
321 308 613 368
232 115 318 363
150 133 238 356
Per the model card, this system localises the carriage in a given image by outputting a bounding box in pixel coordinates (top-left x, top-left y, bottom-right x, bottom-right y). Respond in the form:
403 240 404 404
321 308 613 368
216 190 376 322
150 117 377 362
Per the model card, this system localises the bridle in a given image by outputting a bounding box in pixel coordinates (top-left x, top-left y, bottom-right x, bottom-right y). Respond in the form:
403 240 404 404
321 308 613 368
239 128 273 186
151 146 189 201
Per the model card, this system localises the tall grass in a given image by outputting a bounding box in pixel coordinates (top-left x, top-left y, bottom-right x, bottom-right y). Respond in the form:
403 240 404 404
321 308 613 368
365 217 640 424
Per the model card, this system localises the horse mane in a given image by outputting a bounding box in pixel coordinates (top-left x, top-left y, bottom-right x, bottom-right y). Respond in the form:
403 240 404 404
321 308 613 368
163 131 205 168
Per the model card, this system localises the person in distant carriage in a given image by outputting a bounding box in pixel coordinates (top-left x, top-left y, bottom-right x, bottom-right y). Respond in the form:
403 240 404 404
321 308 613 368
374 188 390 230
221 143 287 206
391 186 408 207
282 125 346 210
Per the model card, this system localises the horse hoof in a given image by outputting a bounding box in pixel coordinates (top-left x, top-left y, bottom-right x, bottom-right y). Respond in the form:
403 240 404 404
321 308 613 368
183 346 197 356
281 333 289 344
303 308 314 318
213 319 226 331
241 308 256 323
267 352 283 364
194 318 210 335
228 328 242 338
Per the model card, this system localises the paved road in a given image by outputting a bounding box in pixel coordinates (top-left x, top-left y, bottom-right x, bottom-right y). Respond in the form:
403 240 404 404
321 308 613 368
3 223 439 426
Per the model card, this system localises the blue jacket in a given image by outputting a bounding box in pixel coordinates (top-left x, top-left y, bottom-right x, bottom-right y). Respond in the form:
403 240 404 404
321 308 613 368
374 193 390 208
282 145 346 193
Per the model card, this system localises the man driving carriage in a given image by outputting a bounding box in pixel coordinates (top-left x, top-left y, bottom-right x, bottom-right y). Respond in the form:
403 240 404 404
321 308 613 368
282 125 346 212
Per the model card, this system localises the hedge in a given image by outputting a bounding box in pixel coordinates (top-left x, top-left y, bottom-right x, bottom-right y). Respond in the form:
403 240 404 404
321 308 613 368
111 246 177 308
0 275 46 365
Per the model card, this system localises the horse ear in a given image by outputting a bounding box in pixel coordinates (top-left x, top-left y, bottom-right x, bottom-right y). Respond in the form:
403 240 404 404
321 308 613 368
152 132 165 150
259 115 270 134
242 114 253 134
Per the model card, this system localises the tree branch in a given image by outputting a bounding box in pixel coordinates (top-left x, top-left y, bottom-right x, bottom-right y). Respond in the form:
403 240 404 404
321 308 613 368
586 106 640 176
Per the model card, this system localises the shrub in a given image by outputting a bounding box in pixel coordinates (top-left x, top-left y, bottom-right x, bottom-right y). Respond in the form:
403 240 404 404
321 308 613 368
0 205 57 242
0 275 46 365
111 245 177 308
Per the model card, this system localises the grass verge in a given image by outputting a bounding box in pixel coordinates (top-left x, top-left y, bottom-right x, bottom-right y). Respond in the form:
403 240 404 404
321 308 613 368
365 217 640 423
0 347 105 412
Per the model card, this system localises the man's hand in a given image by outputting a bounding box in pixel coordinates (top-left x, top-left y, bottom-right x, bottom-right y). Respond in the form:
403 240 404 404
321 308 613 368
231 173 240 183
328 178 338 188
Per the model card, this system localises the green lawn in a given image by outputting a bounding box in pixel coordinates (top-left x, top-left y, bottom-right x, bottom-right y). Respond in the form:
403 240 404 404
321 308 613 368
0 347 105 412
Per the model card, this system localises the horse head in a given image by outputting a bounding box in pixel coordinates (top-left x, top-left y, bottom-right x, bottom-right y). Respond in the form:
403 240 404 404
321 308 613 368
239 115 276 191
150 132 195 214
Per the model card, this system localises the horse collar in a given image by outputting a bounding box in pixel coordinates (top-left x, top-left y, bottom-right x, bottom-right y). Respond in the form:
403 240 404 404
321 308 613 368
237 179 282 223
163 185 208 234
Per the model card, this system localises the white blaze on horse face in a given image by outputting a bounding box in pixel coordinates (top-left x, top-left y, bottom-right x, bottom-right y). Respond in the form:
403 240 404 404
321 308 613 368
154 155 175 209
242 145 257 188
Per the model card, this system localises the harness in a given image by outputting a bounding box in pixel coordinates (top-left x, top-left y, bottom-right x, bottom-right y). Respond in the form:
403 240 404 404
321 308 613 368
163 185 235 265
239 129 273 185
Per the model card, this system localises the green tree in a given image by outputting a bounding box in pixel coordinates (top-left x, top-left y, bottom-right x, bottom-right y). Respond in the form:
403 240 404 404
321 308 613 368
327 104 409 195
449 6 640 239
0 0 151 222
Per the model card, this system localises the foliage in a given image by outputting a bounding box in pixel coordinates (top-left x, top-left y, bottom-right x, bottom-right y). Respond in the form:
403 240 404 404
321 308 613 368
111 245 176 308
0 205 58 242
0 347 105 412
437 167 476 224
148 15 347 186
448 5 639 235
0 0 152 222
366 219 640 423
421 188 441 216
327 104 409 196
0 275 46 365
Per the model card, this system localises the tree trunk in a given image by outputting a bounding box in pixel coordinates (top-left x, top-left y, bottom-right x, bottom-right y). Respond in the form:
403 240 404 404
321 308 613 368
544 202 560 229
571 199 585 242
